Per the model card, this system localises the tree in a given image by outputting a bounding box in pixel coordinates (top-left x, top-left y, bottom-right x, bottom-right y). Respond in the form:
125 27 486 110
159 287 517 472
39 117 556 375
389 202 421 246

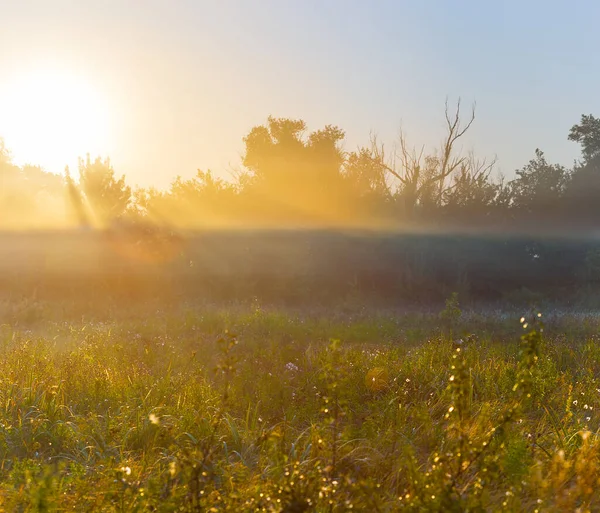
344 147 389 198
568 114 600 163
371 99 477 217
136 170 239 227
0 141 70 228
78 155 131 225
565 115 600 228
0 146 31 227
241 116 349 223
442 154 502 225
342 147 393 222
508 149 568 215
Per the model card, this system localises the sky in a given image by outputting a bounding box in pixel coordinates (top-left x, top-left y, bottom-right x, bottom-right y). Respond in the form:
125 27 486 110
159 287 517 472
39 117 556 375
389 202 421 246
1 0 599 189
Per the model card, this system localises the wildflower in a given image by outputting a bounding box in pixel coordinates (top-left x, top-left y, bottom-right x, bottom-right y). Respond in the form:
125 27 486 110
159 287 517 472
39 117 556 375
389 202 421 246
285 362 299 372
121 466 132 476
149 413 160 425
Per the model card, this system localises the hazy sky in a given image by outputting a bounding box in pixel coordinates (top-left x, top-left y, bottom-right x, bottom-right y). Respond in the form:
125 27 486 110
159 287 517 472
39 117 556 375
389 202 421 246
1 0 599 188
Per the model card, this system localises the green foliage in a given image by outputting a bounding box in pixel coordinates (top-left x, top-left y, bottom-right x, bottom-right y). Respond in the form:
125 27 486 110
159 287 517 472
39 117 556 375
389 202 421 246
0 306 598 510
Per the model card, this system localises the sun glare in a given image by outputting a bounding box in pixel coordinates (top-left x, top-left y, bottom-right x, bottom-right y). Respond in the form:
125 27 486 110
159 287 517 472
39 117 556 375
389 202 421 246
0 68 112 173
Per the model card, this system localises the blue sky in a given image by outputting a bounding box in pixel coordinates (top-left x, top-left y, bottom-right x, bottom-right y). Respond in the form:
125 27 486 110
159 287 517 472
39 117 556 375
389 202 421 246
1 0 599 187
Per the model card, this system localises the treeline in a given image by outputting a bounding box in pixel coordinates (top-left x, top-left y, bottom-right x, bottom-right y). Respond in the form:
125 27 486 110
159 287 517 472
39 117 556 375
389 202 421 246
3 100 600 234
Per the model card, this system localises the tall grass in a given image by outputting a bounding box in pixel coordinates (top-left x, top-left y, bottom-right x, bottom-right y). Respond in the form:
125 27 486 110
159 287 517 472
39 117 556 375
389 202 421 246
1 305 600 510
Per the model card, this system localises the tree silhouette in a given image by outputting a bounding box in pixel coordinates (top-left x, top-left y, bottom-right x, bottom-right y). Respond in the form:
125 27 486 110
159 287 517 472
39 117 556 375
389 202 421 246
0 146 28 227
344 147 389 198
242 116 348 223
568 114 600 163
442 155 502 225
139 169 239 227
6 107 600 233
509 149 568 215
371 99 477 217
564 115 600 227
78 155 131 225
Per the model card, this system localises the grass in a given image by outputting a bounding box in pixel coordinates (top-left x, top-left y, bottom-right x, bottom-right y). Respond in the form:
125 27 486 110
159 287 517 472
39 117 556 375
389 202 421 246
2 302 600 510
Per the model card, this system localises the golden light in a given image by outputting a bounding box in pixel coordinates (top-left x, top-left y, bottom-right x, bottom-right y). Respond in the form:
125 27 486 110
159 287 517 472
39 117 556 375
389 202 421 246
0 67 112 173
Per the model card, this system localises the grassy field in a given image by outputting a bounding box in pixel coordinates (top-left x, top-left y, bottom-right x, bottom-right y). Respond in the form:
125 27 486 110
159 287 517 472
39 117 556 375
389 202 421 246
2 301 600 511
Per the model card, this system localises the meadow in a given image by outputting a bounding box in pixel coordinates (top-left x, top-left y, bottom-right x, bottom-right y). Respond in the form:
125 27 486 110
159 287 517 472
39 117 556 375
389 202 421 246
2 298 600 511
3 4 600 511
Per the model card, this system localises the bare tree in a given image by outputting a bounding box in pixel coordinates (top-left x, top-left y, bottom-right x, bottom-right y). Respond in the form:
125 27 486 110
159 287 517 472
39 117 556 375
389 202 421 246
438 98 476 189
371 98 476 215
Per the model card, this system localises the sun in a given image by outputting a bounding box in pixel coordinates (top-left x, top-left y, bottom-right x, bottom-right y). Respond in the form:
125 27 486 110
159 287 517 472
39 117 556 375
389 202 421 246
0 67 112 173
